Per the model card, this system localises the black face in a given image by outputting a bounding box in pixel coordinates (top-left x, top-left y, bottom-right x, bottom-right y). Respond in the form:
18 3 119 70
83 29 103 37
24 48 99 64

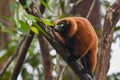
54 20 71 34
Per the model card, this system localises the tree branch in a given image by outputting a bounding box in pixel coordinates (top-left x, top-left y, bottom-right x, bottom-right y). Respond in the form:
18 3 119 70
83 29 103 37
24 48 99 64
86 0 96 19
38 34 52 80
10 30 34 80
96 0 120 80
59 62 67 80
0 36 25 77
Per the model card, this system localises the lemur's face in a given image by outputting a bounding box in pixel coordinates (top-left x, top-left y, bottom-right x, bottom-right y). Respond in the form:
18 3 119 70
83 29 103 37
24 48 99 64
54 20 71 33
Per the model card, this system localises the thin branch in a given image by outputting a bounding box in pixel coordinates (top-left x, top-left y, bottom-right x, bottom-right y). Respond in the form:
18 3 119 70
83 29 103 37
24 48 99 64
10 30 34 80
56 54 60 80
59 63 67 80
86 0 96 19
0 37 25 77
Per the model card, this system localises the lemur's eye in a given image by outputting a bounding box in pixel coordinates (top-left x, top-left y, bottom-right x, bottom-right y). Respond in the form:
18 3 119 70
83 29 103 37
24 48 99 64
60 24 64 27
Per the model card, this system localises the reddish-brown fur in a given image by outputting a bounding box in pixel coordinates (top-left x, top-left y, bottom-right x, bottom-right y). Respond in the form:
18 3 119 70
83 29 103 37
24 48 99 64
54 17 98 73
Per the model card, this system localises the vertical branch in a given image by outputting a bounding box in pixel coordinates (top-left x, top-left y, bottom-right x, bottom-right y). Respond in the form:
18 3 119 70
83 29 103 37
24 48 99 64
10 30 34 80
38 0 53 80
96 1 120 80
56 54 60 80
38 0 52 80
38 34 52 80
86 0 96 19
59 63 67 80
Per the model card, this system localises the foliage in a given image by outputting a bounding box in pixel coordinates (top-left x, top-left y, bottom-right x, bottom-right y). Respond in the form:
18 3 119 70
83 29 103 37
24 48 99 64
39 0 54 13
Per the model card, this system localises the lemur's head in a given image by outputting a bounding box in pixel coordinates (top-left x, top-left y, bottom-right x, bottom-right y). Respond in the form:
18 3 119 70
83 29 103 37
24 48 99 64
53 18 77 38
54 20 71 34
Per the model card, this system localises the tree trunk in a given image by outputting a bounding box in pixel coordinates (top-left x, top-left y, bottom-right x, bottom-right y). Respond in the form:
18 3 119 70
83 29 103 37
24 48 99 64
95 1 120 80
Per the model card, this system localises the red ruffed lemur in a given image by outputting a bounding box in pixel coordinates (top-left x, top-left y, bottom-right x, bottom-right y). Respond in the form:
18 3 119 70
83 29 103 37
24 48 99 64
53 17 98 75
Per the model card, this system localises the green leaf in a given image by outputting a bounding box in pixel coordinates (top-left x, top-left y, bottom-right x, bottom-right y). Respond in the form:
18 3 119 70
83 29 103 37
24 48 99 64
42 19 54 26
33 22 48 37
114 26 120 32
4 16 16 26
19 20 29 33
60 0 65 13
0 22 11 33
24 14 37 22
23 0 32 8
30 26 39 35
10 2 19 10
103 1 110 8
21 68 28 79
28 54 40 68
0 71 11 80
39 0 54 13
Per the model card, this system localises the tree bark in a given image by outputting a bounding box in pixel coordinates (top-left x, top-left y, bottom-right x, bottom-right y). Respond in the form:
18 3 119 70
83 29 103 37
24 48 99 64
10 30 34 80
95 1 120 80
38 35 52 80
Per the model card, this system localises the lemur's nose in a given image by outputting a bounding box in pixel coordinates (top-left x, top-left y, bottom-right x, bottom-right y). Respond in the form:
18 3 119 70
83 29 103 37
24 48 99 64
54 25 60 32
